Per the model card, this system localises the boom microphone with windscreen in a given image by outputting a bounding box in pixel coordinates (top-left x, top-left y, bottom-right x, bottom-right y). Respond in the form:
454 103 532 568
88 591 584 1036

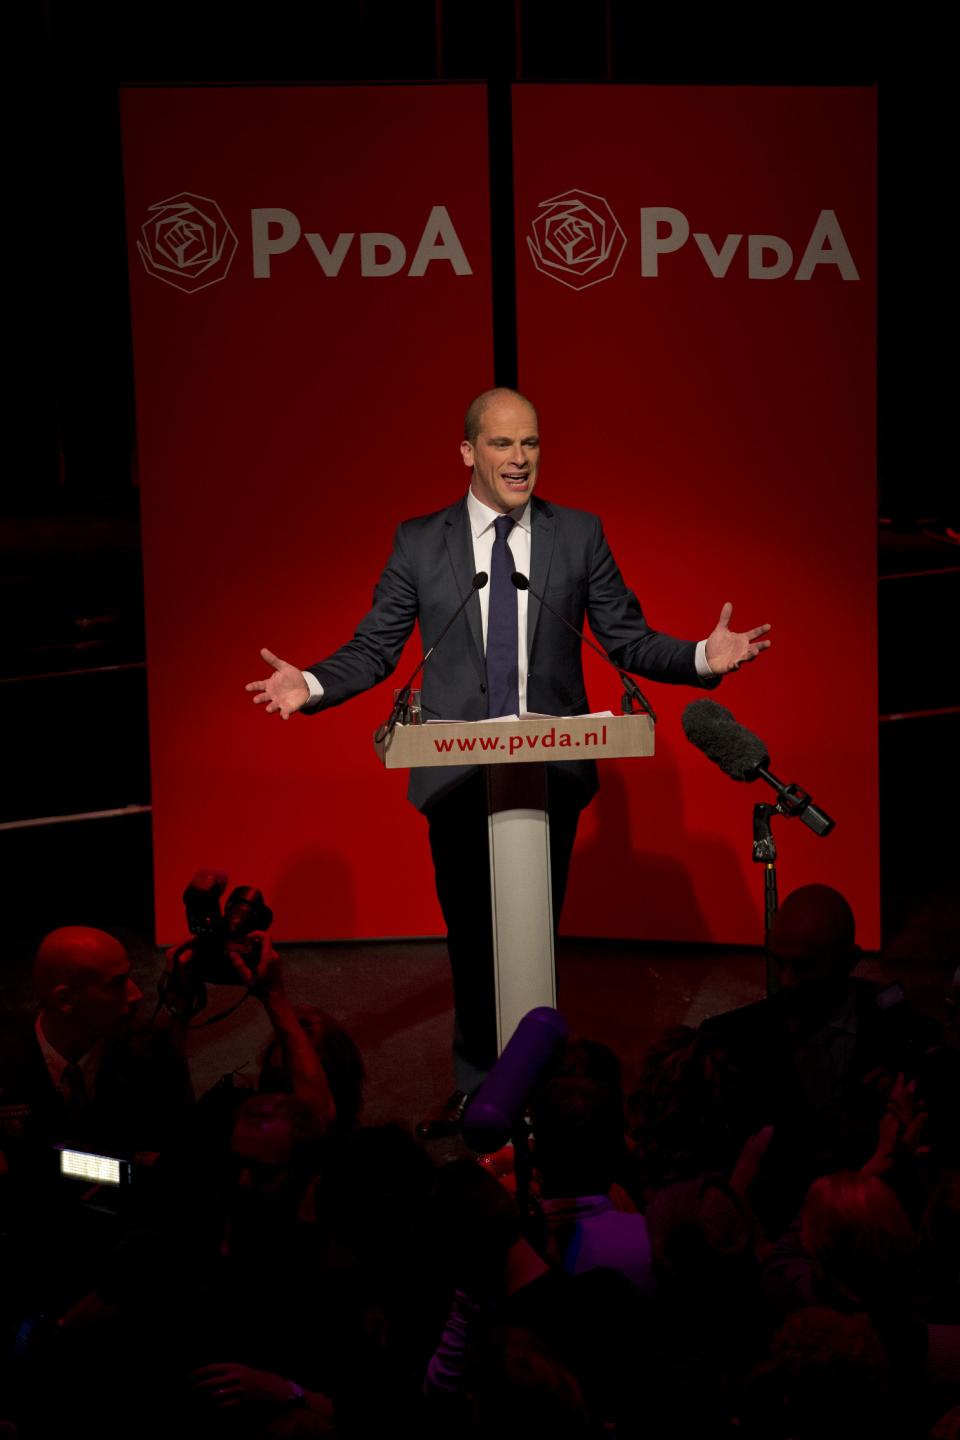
682 699 769 780
682 699 835 836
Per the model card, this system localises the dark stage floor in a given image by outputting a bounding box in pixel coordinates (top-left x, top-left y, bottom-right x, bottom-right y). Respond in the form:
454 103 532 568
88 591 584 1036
102 930 960 1140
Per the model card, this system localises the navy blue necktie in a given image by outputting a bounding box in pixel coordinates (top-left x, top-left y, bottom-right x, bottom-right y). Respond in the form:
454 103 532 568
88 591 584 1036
486 514 519 717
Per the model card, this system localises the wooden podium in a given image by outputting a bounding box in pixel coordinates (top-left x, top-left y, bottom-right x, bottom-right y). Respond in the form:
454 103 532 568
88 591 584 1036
375 713 654 1053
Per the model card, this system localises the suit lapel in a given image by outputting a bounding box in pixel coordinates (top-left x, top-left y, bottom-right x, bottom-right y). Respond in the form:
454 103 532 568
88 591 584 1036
527 497 555 659
443 498 485 669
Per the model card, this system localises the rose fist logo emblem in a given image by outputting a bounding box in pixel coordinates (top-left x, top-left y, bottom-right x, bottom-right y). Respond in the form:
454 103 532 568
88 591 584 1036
136 192 238 293
527 189 627 291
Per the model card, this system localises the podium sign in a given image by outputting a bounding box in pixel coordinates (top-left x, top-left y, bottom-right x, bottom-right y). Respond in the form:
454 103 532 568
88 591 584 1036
375 712 654 770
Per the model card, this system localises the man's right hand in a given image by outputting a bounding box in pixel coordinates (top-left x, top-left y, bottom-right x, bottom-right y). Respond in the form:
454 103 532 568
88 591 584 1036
245 648 310 719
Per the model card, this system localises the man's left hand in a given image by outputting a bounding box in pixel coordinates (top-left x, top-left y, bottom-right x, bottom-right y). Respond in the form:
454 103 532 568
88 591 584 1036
705 602 771 675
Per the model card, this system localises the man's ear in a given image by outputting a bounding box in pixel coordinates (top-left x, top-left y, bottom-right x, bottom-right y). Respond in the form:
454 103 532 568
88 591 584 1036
460 440 475 470
51 982 75 1015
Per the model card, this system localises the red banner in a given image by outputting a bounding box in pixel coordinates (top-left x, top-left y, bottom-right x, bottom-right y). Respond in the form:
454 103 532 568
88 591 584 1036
513 85 879 947
121 85 494 941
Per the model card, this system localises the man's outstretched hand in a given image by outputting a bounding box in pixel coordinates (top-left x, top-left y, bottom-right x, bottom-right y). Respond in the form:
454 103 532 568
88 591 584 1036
245 647 310 719
705 602 771 676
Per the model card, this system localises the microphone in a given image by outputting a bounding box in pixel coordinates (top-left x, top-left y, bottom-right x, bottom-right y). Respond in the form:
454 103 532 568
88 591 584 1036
462 1006 569 1154
510 571 657 723
681 699 769 780
682 699 835 836
374 572 488 744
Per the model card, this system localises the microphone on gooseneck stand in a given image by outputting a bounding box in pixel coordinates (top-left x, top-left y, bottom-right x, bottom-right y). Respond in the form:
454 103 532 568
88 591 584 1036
510 571 657 723
374 572 489 744
681 699 835 836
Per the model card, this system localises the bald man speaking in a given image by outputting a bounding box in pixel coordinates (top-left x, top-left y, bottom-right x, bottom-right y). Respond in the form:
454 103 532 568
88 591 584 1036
248 389 771 1133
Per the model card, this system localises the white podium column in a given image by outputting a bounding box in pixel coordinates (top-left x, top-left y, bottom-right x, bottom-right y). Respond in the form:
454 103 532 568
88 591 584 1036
485 763 556 1052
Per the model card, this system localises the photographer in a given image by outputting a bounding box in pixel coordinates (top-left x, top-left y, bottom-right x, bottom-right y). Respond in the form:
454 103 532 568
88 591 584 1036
160 934 340 1268
228 939 337 1130
160 873 340 1129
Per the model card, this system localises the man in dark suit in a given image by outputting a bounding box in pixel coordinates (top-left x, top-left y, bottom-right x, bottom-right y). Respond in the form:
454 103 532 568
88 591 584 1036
0 927 193 1320
0 926 192 1167
247 389 771 1129
699 885 942 1230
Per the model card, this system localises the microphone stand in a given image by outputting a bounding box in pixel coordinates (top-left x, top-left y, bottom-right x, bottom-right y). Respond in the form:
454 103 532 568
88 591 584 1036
620 674 654 720
682 701 836 994
751 767 835 838
752 803 779 996
374 572 488 744
511 572 657 724
751 782 836 996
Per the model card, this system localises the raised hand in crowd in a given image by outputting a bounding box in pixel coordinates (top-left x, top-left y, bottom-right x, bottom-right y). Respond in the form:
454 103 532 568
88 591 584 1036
861 1071 930 1180
230 937 336 1127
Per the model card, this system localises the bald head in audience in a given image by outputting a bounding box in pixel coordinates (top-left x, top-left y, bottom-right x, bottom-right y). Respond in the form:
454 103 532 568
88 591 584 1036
34 926 142 1060
767 885 859 989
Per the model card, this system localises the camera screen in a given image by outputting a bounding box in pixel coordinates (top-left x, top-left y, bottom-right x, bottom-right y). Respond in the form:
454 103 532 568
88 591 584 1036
60 1148 126 1186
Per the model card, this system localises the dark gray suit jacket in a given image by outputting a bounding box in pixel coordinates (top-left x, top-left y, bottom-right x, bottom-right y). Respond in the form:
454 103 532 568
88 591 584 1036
307 495 716 812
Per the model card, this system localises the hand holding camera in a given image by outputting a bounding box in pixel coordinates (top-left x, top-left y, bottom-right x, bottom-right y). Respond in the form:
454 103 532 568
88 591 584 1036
158 872 275 1024
228 932 281 998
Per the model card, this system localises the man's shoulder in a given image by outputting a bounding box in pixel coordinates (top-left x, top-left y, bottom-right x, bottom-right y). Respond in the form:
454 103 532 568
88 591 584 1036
850 976 942 1050
488 497 599 540
531 497 600 526
397 496 468 537
396 495 602 535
